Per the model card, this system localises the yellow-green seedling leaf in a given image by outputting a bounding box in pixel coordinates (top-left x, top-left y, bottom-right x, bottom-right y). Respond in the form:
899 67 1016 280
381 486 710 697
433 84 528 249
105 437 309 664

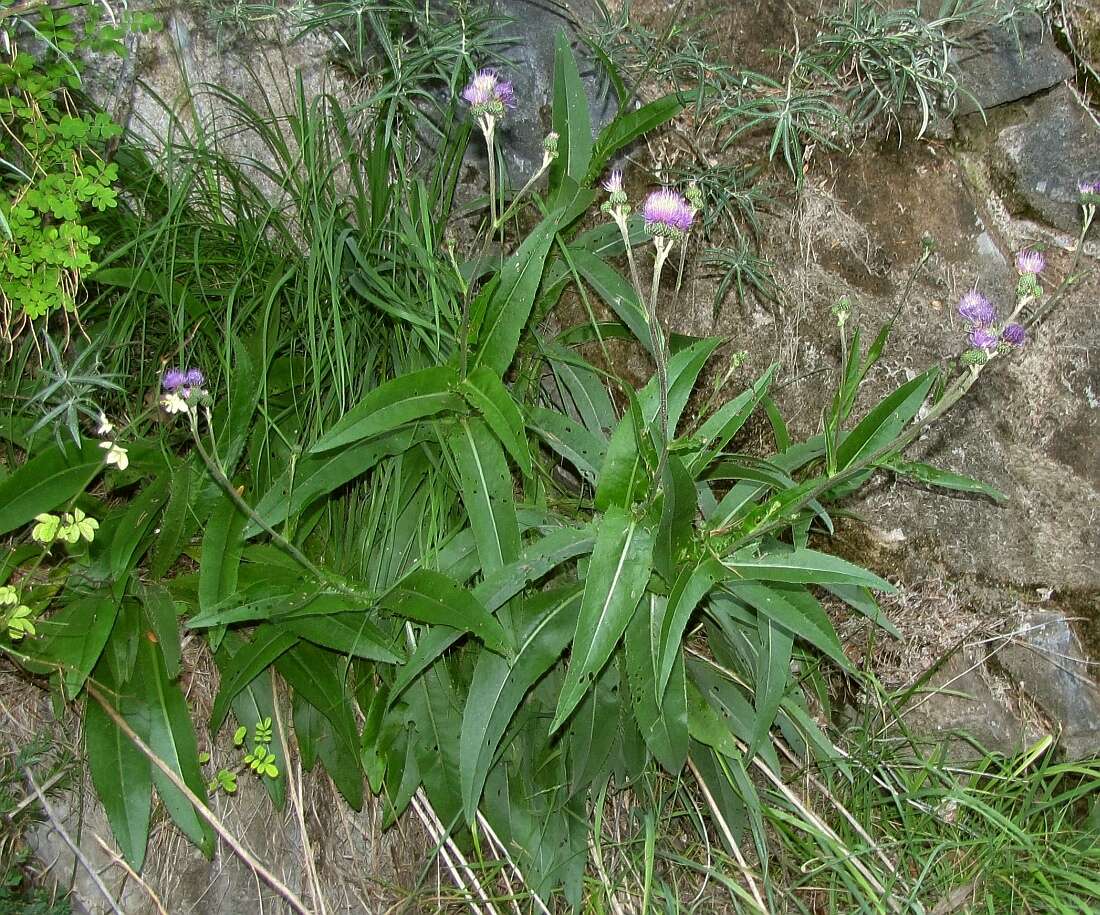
32 513 60 543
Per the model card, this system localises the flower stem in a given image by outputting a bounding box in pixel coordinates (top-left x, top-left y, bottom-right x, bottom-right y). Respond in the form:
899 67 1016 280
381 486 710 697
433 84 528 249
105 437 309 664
186 410 361 597
647 239 674 490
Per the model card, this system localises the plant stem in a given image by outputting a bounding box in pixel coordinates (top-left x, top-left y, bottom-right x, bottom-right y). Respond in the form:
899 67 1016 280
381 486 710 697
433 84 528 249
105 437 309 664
647 239 674 489
187 410 360 597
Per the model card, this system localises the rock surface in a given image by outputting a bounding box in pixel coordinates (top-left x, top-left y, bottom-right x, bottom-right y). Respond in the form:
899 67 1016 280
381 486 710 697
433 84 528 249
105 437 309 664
952 18 1073 115
993 85 1100 231
489 0 617 176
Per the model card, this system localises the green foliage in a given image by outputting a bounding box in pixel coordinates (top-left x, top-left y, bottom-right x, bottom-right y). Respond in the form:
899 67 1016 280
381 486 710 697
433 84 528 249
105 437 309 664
0 13 1061 911
0 1 155 331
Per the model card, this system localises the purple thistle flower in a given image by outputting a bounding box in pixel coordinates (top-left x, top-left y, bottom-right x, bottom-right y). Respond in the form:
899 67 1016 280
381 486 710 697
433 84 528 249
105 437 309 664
1001 323 1027 347
162 368 186 391
958 290 996 327
184 368 204 388
603 169 624 195
462 69 516 116
1014 249 1045 275
1078 179 1100 197
642 188 694 238
969 327 999 350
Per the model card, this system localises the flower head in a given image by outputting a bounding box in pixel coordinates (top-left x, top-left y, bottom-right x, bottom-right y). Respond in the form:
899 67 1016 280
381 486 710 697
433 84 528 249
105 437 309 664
184 368 204 388
95 411 114 436
1015 249 1045 275
162 368 187 391
99 440 129 471
642 188 694 239
603 169 624 195
958 290 996 327
1000 323 1027 347
968 327 999 350
1078 179 1100 202
462 69 516 119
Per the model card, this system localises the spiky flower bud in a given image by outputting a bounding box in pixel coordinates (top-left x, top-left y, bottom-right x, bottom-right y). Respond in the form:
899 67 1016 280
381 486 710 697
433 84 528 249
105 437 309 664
831 296 852 326
962 348 988 367
542 132 559 158
1016 273 1040 300
684 182 704 211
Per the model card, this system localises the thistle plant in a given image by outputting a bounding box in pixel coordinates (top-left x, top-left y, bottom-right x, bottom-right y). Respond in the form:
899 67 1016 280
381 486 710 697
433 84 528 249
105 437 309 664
462 68 516 226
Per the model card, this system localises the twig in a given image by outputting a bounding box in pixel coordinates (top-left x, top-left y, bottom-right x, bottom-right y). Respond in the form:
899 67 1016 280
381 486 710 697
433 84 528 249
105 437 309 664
92 833 170 915
19 764 125 915
85 683 314 915
686 756 769 914
410 790 496 915
273 674 328 915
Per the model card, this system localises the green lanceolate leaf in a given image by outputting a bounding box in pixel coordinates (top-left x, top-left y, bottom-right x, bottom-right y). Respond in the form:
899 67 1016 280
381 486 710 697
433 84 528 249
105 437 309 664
835 368 937 470
721 581 851 670
551 508 654 731
210 625 298 733
749 615 793 757
197 494 247 617
276 643 362 802
687 364 778 476
625 597 688 774
655 558 725 701
133 638 214 856
549 29 593 194
821 583 900 638
245 429 418 537
569 249 653 353
35 593 120 700
310 367 461 453
654 454 696 583
567 660 620 793
0 438 102 536
881 458 1007 502
529 406 606 485
282 613 402 664
721 547 893 591
475 524 596 612
595 394 653 510
148 460 197 578
445 417 521 577
381 568 509 655
585 93 685 184
542 340 617 435
460 365 532 476
136 582 182 679
472 216 560 377
460 587 582 822
85 666 152 871
109 475 169 579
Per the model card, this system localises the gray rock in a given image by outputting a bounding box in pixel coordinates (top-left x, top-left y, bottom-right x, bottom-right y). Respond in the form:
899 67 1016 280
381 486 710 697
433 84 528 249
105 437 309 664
903 649 1030 758
993 85 1100 231
952 18 1073 116
488 0 617 178
998 611 1100 758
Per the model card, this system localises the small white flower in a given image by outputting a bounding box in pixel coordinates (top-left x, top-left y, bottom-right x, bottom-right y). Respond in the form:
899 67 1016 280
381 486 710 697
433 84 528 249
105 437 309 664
100 440 129 471
95 411 114 436
160 392 190 414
